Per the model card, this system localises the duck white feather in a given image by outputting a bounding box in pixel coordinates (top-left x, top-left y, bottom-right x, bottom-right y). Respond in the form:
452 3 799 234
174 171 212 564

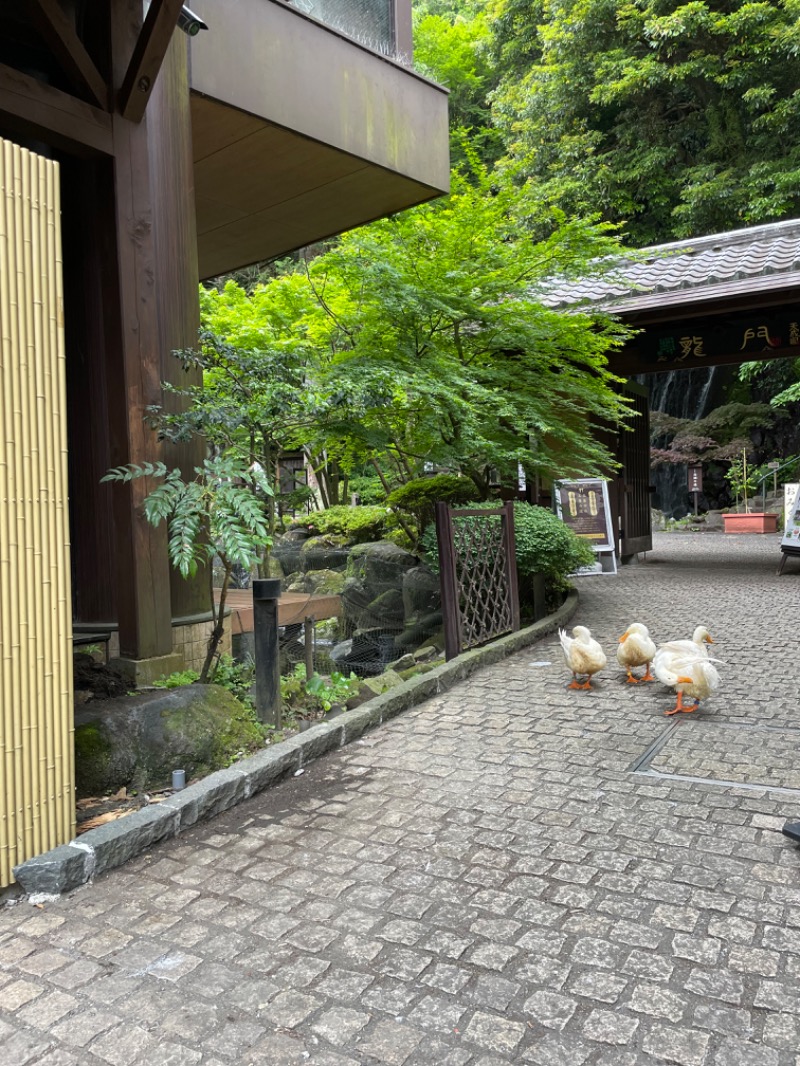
653 646 721 716
617 622 656 683
656 625 714 662
559 626 607 690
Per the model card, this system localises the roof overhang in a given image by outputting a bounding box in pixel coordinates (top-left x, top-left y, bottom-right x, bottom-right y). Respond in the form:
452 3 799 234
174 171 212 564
187 0 450 279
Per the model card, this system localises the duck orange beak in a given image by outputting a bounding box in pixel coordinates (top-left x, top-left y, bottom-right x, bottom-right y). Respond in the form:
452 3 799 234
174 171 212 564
677 676 694 684
618 634 628 643
705 636 715 644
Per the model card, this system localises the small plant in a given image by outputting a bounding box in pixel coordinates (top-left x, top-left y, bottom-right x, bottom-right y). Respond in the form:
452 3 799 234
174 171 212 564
153 668 201 689
210 654 255 705
280 663 360 720
724 449 758 513
102 456 272 686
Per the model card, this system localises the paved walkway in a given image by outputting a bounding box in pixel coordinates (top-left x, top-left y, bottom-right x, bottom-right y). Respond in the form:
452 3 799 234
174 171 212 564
2 533 800 1066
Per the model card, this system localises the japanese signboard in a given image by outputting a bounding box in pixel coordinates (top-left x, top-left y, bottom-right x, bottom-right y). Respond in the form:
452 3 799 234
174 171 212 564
637 310 800 370
554 479 615 552
688 463 703 493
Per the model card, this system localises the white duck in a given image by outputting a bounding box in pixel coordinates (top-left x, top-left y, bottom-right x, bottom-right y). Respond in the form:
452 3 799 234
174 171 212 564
559 626 607 690
655 625 714 662
653 653 720 716
617 622 657 684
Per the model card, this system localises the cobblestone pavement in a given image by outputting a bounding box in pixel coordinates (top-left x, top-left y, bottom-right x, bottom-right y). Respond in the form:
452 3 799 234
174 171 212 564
2 532 800 1066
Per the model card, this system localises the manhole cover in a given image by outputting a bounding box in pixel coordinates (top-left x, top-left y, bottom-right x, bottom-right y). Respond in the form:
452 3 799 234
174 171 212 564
630 720 800 794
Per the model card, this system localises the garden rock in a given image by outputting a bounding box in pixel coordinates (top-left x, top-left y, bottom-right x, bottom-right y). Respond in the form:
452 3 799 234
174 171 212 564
402 565 440 617
74 685 262 796
305 568 347 595
272 527 312 576
300 535 351 572
362 669 403 696
348 542 419 596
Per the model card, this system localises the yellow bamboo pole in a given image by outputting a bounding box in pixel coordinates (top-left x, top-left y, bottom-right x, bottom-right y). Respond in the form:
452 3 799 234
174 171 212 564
0 138 72 886
0 139 16 886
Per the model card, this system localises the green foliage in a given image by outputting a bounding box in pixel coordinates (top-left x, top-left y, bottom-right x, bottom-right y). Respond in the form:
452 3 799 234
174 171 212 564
104 456 272 579
103 455 272 684
413 2 502 168
298 505 392 543
650 403 776 465
293 165 634 492
491 0 800 244
420 500 595 583
280 664 360 719
387 474 476 532
153 668 200 689
348 474 390 505
210 654 255 705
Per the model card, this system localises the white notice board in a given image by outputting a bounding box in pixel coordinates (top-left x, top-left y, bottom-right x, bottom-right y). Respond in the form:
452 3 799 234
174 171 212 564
782 483 800 552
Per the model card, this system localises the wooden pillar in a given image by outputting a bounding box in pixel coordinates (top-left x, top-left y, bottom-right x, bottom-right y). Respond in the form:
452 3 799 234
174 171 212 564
103 0 173 660
146 32 210 624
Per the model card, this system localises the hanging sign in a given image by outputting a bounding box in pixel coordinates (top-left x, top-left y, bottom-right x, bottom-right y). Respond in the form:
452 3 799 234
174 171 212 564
554 479 616 575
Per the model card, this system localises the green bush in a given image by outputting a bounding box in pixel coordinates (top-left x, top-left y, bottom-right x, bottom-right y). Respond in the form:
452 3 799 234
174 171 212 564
387 474 475 532
348 475 390 505
420 500 595 591
296 504 392 543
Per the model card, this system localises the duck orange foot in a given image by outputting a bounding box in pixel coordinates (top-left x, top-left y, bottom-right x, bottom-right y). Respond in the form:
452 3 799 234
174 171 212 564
568 678 592 691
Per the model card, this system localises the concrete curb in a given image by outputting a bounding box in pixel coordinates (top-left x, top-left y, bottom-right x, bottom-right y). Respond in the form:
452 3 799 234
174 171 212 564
13 590 578 897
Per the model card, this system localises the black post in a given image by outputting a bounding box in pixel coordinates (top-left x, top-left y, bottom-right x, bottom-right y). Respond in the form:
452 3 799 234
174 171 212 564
253 578 282 728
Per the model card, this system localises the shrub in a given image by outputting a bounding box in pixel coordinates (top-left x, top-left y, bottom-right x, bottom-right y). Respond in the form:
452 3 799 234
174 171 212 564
387 474 475 532
296 504 392 543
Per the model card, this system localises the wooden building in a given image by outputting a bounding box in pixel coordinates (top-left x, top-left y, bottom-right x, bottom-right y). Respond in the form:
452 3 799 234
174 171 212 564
544 220 800 560
0 0 449 885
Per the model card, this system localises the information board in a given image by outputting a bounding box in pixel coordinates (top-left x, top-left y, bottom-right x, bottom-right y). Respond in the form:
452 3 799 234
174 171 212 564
781 483 800 553
554 479 615 551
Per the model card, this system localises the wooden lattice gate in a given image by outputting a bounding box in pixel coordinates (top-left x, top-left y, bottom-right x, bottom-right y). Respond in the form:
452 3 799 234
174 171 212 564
435 501 520 661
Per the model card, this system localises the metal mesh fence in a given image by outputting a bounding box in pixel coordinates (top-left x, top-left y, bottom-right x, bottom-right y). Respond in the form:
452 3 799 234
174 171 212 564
286 0 396 56
273 531 443 677
220 531 445 681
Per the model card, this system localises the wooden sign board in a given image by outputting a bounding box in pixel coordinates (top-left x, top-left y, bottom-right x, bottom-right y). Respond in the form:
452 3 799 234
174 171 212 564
554 479 617 575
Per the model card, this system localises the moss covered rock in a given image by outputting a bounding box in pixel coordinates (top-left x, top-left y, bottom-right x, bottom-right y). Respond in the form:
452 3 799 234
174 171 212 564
74 685 264 797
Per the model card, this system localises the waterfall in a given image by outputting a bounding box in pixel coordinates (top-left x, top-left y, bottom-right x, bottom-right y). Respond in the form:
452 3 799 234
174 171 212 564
640 366 727 518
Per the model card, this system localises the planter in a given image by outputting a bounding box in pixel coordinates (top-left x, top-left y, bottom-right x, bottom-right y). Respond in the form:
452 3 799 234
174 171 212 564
722 512 779 534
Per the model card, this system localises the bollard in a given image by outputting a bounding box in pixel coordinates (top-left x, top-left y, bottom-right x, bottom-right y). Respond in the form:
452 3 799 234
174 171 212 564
253 578 282 728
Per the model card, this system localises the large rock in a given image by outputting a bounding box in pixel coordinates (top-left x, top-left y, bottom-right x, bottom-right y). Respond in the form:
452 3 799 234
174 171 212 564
300 535 351 572
272 527 313 576
402 566 441 619
305 568 347 595
74 686 263 796
348 542 419 598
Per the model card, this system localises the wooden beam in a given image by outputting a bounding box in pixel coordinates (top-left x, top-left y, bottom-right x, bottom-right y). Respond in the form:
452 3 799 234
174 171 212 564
0 62 113 156
118 0 185 123
28 0 109 109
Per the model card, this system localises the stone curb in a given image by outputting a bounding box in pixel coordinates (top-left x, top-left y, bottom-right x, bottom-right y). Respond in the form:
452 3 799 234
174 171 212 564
13 590 578 897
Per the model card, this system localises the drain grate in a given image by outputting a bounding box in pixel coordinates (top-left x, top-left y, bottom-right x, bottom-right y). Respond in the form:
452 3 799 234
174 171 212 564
629 719 800 795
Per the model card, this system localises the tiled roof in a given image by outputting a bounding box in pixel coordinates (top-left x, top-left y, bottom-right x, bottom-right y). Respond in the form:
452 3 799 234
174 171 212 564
539 218 800 314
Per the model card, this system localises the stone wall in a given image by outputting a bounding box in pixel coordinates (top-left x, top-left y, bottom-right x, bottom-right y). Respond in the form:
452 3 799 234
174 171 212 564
172 618 231 673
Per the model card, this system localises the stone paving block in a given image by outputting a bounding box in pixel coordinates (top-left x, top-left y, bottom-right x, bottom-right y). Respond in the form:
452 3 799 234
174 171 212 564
3 536 800 1065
